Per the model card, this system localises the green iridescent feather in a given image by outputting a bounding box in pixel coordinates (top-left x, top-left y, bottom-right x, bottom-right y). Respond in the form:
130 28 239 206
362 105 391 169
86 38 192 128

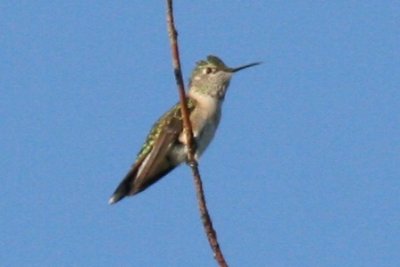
134 98 195 163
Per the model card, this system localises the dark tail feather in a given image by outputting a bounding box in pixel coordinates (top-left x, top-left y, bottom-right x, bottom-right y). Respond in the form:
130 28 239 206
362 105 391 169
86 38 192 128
108 180 128 204
108 168 137 205
108 157 176 204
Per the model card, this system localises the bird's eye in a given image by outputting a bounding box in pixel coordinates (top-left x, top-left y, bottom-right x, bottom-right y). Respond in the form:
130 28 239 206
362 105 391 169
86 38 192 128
204 67 213 74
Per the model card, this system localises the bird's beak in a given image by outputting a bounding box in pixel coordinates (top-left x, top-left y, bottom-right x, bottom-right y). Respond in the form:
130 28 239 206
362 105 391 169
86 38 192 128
230 62 262 73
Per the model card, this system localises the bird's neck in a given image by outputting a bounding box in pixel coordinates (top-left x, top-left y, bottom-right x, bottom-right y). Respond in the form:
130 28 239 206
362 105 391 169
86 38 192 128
188 90 221 111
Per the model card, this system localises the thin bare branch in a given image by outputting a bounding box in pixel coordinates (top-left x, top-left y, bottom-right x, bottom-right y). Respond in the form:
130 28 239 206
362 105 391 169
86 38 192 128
166 1 228 266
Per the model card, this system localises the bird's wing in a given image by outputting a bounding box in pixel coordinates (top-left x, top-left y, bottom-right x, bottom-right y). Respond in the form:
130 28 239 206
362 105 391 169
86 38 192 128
131 112 183 193
109 100 195 204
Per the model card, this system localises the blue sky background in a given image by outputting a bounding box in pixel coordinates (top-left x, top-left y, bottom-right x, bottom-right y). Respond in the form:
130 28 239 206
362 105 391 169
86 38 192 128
1 1 399 266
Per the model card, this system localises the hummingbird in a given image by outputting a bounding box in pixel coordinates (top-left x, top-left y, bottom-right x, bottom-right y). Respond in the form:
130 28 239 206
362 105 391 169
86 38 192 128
109 55 260 204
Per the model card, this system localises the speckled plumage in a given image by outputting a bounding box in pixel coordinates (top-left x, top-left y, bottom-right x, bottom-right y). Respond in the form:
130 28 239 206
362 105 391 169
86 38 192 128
135 99 195 164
